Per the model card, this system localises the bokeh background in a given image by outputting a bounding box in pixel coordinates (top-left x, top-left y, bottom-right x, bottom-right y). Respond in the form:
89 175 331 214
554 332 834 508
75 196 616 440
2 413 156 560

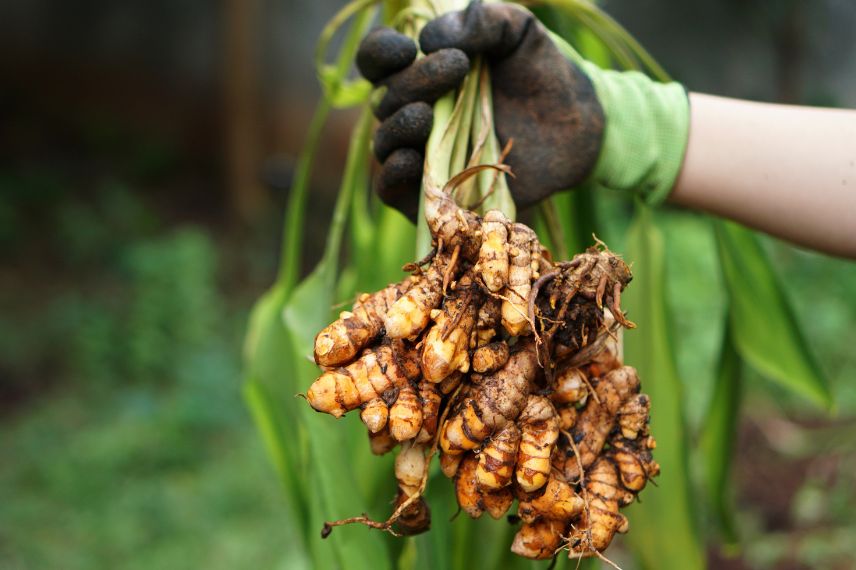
2 1 855 568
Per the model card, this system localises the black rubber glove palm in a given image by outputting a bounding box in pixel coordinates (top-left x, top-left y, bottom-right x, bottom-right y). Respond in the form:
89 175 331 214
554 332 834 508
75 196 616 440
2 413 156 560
356 2 605 220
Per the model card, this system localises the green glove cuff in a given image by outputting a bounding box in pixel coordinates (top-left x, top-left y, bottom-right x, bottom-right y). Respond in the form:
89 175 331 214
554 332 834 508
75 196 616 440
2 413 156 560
551 33 690 205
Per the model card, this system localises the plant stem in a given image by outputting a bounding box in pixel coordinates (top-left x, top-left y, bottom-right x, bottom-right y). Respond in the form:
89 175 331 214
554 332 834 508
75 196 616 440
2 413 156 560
278 98 331 293
539 199 570 261
323 106 375 270
281 0 377 292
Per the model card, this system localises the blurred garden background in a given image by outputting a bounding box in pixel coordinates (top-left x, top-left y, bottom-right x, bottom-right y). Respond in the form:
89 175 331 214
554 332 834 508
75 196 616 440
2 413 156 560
2 1 855 568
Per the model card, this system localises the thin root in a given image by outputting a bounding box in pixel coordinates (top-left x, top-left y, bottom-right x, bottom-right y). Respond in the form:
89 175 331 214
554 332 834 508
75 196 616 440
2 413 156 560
441 288 473 342
528 270 559 339
327 383 466 537
467 139 516 211
595 274 608 310
580 373 601 406
485 288 543 365
594 551 625 570
442 244 461 295
562 321 621 369
609 282 636 329
567 434 593 554
443 164 513 196
322 516 403 538
402 247 437 273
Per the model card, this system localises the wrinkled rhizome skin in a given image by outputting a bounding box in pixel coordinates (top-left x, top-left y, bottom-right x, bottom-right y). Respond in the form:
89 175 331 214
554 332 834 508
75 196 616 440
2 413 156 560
306 184 658 559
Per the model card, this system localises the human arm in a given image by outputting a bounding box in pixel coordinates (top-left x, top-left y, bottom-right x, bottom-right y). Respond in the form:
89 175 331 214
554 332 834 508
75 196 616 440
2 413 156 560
671 93 856 258
357 4 856 259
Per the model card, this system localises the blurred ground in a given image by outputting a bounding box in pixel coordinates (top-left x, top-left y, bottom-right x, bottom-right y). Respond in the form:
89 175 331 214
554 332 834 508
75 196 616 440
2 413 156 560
1 1 855 569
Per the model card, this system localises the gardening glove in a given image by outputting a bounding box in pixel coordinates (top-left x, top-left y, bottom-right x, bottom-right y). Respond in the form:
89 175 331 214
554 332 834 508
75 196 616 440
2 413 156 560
356 2 690 220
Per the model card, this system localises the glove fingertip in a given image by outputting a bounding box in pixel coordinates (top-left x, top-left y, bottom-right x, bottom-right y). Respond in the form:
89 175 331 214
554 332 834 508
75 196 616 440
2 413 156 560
419 11 468 54
374 102 433 163
357 28 418 83
375 148 423 222
420 3 533 59
376 48 469 119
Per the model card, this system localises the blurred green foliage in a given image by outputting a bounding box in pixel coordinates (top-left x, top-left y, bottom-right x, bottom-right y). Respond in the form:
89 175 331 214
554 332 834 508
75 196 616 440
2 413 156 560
0 173 295 568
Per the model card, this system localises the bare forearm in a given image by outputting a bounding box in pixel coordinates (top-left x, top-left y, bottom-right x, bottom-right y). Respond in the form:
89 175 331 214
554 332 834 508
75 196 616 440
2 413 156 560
669 93 856 259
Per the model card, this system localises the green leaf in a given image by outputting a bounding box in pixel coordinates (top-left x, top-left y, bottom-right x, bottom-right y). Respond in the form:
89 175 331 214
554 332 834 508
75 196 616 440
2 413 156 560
539 0 670 80
373 207 417 273
714 221 833 410
574 26 613 69
698 324 742 551
319 67 373 108
283 265 338 356
278 99 331 294
622 205 705 570
397 538 418 570
550 187 600 255
284 273 393 569
242 375 301 507
290 346 394 570
282 105 393 569
242 283 310 530
315 1 377 108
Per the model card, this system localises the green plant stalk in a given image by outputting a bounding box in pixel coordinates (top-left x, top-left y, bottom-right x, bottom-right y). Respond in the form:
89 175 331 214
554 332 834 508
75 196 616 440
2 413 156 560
315 0 377 73
321 109 374 270
623 204 705 570
277 99 331 292
283 105 374 348
449 60 482 206
279 1 376 292
415 0 517 257
417 92 455 255
449 62 480 174
537 0 668 79
316 2 377 106
471 65 516 217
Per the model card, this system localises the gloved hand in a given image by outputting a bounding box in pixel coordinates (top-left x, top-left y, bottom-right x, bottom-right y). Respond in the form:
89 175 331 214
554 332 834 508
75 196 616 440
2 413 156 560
357 2 690 220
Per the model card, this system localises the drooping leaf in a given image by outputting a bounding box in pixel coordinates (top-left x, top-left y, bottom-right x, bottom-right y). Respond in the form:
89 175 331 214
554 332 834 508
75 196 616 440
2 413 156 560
242 283 310 530
281 106 394 569
290 344 394 570
574 26 613 69
370 207 417 286
538 0 669 80
714 220 833 410
698 324 742 551
242 94 332 566
622 205 705 570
